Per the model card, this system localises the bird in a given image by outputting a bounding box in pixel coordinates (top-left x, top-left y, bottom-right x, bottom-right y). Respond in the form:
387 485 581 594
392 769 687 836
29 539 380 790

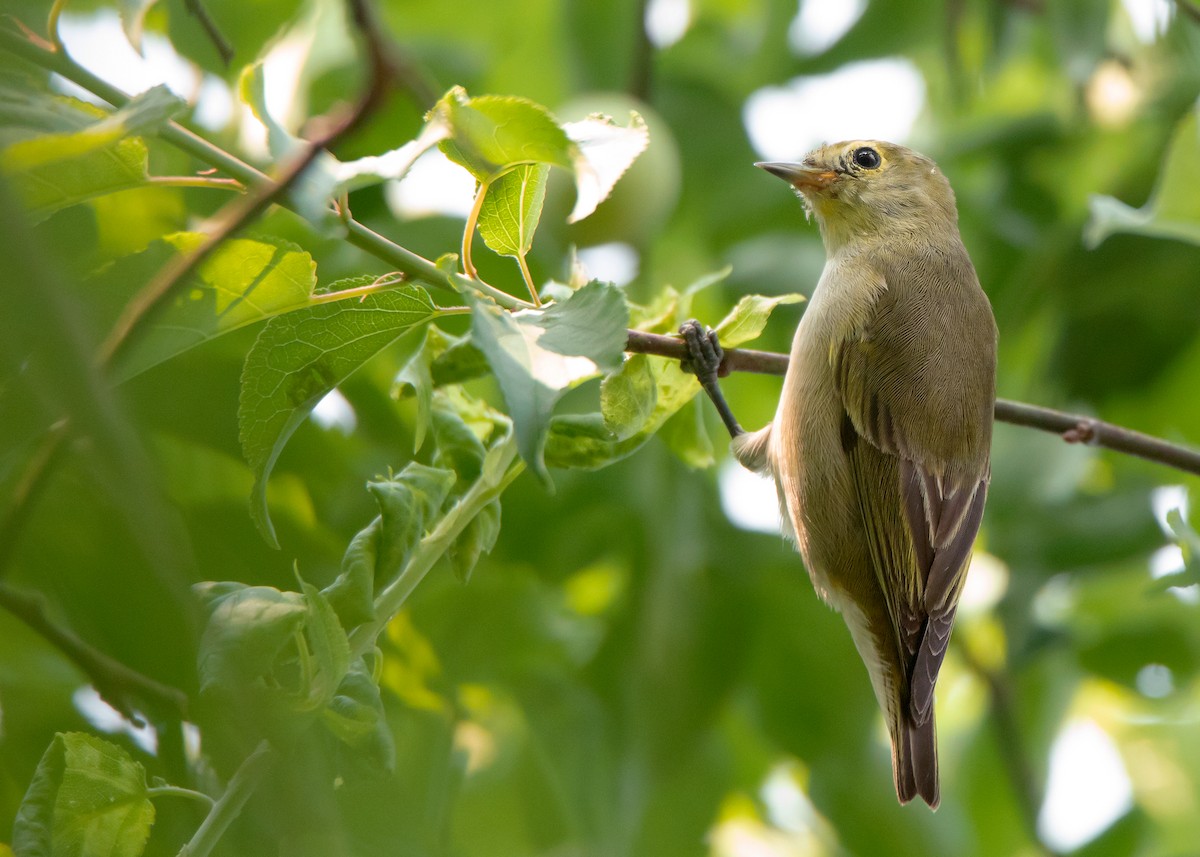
681 140 997 808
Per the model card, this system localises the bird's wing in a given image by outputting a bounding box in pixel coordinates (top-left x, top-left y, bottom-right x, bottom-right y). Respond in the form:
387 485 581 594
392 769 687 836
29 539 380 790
832 260 994 725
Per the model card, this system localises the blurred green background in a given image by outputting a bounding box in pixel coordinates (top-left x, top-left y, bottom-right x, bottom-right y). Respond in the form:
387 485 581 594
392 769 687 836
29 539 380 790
3 0 1200 854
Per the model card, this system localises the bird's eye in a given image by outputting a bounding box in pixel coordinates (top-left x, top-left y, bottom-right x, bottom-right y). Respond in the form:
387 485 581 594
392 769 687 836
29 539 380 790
852 147 881 169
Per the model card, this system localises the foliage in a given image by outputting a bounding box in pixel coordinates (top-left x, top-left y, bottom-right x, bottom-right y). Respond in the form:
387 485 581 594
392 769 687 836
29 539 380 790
1 1 1199 856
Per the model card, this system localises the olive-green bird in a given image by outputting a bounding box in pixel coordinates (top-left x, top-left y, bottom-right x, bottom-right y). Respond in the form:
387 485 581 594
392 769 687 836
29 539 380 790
682 140 997 808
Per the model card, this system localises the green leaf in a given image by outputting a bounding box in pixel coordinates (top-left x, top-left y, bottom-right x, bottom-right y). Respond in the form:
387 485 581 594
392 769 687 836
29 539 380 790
544 360 700 470
322 662 395 770
435 87 574 181
13 733 154 857
447 498 501 584
431 393 489 484
477 163 550 258
601 353 657 440
1086 106 1200 247
322 464 457 628
467 281 629 481
713 292 805 348
92 233 318 381
298 581 351 710
239 283 442 546
0 85 185 222
195 583 307 694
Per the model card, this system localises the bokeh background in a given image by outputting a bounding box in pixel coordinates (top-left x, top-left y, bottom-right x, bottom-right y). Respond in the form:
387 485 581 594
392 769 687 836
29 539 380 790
2 0 1200 854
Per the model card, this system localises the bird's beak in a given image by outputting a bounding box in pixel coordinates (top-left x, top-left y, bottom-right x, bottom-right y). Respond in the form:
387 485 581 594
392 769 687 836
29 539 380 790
755 161 838 192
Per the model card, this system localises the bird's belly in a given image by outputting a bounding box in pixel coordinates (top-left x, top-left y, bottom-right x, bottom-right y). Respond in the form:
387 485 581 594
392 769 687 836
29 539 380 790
769 330 861 609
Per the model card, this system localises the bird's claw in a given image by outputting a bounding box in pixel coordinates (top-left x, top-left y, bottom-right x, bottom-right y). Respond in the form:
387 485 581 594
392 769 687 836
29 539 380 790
679 319 726 384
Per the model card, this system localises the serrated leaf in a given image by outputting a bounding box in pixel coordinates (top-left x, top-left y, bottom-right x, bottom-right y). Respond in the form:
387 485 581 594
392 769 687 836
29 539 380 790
601 354 657 440
533 280 629 371
713 292 805 348
239 285 443 546
0 85 185 223
564 112 649 222
93 233 317 381
434 87 573 181
196 584 307 694
478 163 550 257
1086 106 1200 247
13 733 154 857
468 282 629 481
322 464 457 628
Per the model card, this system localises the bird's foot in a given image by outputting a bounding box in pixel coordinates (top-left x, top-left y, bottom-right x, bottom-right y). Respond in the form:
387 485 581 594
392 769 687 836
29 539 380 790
679 320 743 438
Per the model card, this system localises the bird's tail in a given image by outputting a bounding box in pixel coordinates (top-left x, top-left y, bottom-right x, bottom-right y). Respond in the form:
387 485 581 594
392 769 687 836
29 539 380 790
892 709 939 809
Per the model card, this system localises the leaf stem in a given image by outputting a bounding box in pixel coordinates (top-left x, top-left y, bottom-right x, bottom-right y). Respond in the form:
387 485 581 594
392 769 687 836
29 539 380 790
516 252 542 306
349 435 523 658
461 180 488 280
146 176 245 191
176 741 274 857
147 785 216 809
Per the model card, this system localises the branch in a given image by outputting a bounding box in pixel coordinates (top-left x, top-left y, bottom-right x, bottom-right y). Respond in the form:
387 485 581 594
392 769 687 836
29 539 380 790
97 0 395 368
0 582 187 723
1174 0 1200 25
0 24 531 311
177 741 275 857
624 329 1200 477
183 0 234 66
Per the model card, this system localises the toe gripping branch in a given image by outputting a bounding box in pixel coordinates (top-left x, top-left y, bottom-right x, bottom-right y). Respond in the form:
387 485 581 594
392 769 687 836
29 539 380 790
679 320 744 439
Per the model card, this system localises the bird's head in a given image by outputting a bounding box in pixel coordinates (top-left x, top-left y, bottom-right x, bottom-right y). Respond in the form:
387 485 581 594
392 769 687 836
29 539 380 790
757 141 959 251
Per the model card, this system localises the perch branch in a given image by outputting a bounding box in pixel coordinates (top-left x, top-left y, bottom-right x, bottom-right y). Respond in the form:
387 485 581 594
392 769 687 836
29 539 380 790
624 330 1200 477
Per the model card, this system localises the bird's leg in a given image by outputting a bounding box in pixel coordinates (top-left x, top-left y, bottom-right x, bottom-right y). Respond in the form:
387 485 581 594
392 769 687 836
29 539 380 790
679 320 744 439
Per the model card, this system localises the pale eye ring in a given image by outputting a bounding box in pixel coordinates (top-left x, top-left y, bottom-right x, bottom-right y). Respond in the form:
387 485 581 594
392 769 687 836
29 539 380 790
852 147 881 169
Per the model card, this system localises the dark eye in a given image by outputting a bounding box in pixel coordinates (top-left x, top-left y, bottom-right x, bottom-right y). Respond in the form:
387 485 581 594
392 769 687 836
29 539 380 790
852 147 881 169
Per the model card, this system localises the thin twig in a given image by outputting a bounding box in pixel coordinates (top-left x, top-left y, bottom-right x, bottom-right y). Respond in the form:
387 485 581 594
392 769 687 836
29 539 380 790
623 329 1200 477
1174 0 1200 25
0 24 533 311
177 741 275 857
0 582 187 723
96 0 395 369
0 422 68 579
182 0 234 65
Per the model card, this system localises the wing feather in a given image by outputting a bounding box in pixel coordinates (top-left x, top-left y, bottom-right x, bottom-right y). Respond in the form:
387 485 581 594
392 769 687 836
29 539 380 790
833 254 995 730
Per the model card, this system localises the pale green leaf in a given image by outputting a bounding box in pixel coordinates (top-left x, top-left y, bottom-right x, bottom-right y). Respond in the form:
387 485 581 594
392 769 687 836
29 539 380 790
713 292 805 348
94 233 318 381
0 85 184 223
13 733 154 857
478 163 550 257
448 499 501 583
660 396 715 469
435 87 574 180
239 284 442 546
